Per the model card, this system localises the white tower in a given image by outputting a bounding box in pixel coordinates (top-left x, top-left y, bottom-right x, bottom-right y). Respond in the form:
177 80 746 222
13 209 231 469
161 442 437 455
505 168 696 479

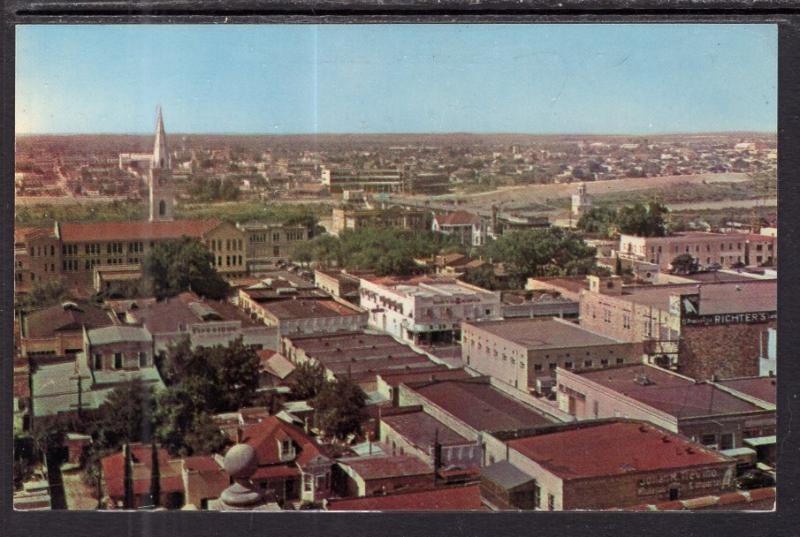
149 107 175 222
571 182 592 218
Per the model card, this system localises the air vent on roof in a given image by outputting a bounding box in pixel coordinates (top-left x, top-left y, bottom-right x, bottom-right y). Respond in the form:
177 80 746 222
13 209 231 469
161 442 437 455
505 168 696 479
61 301 82 312
634 373 654 386
638 425 648 433
661 435 671 443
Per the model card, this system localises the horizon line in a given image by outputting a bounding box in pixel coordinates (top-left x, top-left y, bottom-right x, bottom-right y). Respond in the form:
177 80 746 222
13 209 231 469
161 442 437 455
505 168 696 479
15 130 778 137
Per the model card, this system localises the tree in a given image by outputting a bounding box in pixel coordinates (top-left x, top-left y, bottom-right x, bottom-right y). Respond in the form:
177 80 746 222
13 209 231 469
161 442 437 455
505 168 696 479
617 201 669 237
486 228 597 288
577 206 617 238
123 443 134 509
140 237 229 300
96 378 156 449
313 376 366 440
460 264 502 291
670 253 699 275
149 439 161 508
287 362 327 401
153 386 228 457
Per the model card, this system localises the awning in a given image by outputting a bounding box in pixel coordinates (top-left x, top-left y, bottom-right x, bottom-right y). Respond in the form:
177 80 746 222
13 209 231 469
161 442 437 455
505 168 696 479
744 436 777 447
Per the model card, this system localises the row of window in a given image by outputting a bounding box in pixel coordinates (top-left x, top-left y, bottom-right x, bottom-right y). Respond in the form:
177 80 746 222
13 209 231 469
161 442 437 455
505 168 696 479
93 351 150 370
532 357 624 372
30 245 56 257
213 255 244 268
209 238 244 252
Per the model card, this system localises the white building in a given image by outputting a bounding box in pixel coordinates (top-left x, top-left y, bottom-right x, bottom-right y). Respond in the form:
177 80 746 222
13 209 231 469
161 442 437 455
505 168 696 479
358 276 502 345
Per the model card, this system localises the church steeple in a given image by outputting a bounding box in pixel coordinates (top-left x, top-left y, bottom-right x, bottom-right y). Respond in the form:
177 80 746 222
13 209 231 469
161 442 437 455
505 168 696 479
149 107 175 222
152 106 170 170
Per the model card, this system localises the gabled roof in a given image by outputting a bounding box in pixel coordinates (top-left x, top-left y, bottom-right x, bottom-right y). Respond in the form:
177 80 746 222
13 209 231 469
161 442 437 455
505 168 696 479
241 416 327 467
23 301 114 338
434 211 481 227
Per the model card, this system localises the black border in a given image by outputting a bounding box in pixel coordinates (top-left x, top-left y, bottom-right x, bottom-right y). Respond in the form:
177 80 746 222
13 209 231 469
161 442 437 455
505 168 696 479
2 6 799 537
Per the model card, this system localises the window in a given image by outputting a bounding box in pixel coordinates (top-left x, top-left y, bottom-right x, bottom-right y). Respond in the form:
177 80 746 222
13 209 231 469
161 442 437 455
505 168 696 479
601 359 609 366
584 360 593 367
93 353 103 370
114 353 123 369
549 363 557 370
720 433 734 450
138 352 148 367
159 200 167 216
304 479 312 492
616 358 624 365
547 494 555 511
534 484 541 509
533 364 542 372
593 401 599 417
564 361 573 369
700 434 716 446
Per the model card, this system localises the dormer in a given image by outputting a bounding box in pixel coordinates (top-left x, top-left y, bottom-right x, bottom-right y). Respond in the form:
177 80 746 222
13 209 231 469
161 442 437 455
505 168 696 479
276 432 296 462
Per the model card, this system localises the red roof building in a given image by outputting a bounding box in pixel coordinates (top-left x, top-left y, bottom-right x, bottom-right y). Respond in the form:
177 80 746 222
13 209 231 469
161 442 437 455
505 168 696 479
335 454 435 497
488 420 736 511
326 483 484 511
101 444 185 509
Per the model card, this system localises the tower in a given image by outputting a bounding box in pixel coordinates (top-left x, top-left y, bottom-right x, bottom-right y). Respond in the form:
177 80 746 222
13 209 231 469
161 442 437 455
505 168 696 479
149 107 175 222
571 182 592 219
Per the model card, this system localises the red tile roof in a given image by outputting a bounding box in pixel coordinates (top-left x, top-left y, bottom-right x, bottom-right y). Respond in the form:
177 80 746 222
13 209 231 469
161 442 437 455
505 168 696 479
327 484 483 511
240 416 326 467
434 211 481 227
507 421 731 481
101 444 183 499
59 219 221 243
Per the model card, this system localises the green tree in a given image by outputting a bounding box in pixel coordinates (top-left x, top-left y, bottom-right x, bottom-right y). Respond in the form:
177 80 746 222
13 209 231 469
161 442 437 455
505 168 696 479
313 376 366 440
140 237 229 300
670 253 699 275
95 378 156 449
486 228 597 288
460 264 502 291
577 206 617 237
616 201 669 237
153 387 228 457
287 362 327 401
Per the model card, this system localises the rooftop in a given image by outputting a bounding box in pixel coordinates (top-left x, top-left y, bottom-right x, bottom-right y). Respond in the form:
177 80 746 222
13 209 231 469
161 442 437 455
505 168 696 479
575 365 765 418
717 377 777 405
87 325 152 346
101 444 183 499
326 484 483 511
407 378 554 433
364 276 497 300
23 301 114 338
59 218 221 243
508 421 730 481
257 298 362 320
464 318 622 350
434 210 481 226
338 454 433 480
127 292 262 333
378 367 472 388
240 416 327 467
382 410 470 448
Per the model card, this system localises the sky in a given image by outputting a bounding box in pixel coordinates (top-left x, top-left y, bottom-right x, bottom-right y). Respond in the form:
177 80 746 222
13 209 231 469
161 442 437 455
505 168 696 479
15 24 777 135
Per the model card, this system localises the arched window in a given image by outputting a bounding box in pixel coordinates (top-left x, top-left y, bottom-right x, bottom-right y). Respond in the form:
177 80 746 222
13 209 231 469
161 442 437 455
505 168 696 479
159 199 167 216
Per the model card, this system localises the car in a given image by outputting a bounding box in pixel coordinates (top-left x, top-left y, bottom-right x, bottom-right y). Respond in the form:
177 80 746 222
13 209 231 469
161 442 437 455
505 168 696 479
736 469 775 490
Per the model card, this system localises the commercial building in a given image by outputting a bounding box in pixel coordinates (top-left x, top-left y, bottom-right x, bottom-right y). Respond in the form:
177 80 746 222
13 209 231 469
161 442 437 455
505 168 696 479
431 210 487 247
499 290 579 320
380 407 483 469
618 231 769 271
314 269 363 305
396 377 559 450
578 275 776 379
321 166 405 193
555 364 775 450
235 222 309 273
281 331 440 388
462 318 642 395
331 205 428 235
334 454 434 497
325 483 482 511
482 420 735 510
359 276 502 345
239 287 367 345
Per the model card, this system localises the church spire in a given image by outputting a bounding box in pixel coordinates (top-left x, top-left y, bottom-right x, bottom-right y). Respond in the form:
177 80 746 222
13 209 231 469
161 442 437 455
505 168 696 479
152 106 170 170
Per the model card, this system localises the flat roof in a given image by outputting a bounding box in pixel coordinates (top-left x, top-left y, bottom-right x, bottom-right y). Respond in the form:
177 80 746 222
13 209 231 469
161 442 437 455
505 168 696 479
259 298 361 320
408 378 554 433
576 365 764 418
464 318 622 350
326 484 482 511
382 410 470 448
338 454 433 480
717 377 777 405
617 281 776 314
508 421 730 480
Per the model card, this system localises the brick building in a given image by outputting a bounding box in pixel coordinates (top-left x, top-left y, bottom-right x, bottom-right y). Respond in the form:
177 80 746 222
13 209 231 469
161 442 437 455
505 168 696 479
555 364 775 450
431 210 487 247
331 205 428 235
461 318 642 395
19 300 114 358
618 231 753 271
578 275 776 379
483 420 736 510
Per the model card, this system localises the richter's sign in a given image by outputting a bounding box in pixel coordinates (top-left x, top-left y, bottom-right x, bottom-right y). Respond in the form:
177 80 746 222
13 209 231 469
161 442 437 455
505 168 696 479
674 293 776 326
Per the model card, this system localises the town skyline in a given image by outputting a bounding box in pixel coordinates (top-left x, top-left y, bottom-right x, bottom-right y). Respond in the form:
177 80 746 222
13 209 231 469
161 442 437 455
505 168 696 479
16 24 776 135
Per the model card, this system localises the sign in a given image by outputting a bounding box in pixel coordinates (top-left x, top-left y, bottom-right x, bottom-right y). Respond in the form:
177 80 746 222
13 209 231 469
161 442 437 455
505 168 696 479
677 292 776 326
